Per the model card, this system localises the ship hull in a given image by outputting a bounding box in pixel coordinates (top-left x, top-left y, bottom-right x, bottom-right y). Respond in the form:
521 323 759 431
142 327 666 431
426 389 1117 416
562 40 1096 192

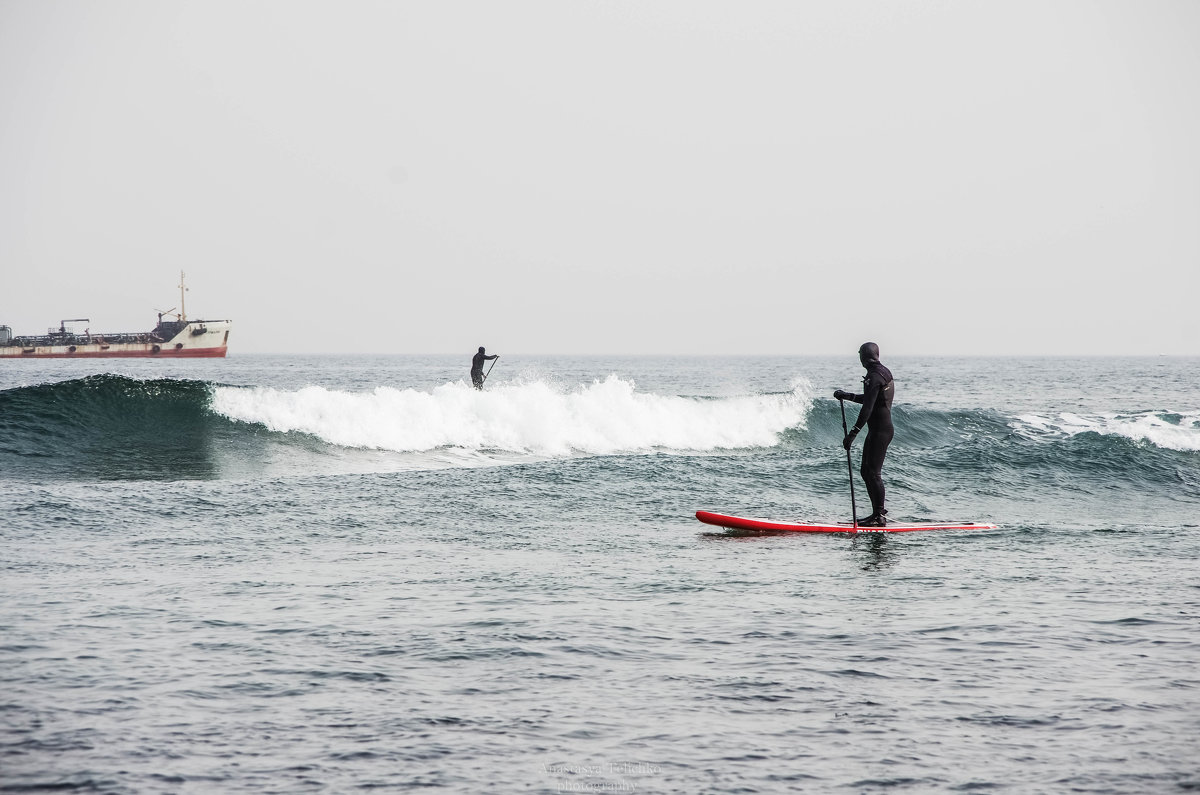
1 320 231 359
1 345 227 359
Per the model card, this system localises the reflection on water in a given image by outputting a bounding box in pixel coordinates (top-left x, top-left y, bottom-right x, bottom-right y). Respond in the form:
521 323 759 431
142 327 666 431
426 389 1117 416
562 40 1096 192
700 528 793 540
852 532 899 571
699 527 901 574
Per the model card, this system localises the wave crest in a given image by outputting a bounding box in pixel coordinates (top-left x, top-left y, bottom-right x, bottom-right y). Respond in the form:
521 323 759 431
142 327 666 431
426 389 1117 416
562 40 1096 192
1011 411 1200 452
210 375 813 456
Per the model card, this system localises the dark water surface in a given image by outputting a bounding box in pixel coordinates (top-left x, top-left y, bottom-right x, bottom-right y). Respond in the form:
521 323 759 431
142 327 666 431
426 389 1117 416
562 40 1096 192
2 355 1198 793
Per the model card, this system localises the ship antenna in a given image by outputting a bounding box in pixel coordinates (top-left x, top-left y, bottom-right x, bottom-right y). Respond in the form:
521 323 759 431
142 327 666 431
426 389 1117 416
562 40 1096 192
179 270 188 322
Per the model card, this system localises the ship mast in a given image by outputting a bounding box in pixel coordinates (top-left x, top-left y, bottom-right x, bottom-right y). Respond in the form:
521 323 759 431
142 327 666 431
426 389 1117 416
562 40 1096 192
178 270 188 322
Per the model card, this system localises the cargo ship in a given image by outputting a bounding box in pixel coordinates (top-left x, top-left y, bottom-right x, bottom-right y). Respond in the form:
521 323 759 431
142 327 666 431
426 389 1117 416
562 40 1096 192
1 273 231 359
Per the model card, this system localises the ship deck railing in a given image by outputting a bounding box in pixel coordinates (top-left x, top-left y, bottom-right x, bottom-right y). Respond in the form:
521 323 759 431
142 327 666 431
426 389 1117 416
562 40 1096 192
2 332 169 348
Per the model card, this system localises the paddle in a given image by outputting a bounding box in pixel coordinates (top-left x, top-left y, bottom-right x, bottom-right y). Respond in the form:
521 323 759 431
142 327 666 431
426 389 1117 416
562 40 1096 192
482 356 499 383
838 398 859 528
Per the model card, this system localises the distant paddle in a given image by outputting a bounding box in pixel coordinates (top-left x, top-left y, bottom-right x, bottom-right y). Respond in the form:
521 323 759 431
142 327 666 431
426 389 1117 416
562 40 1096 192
838 398 859 528
483 356 499 384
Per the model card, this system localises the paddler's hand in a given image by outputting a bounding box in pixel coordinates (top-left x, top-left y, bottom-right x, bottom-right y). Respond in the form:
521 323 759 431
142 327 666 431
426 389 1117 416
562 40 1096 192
842 428 859 450
833 389 850 401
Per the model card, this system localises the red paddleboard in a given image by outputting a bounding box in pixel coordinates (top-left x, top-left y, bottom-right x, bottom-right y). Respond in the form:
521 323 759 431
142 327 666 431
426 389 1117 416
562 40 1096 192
696 510 998 534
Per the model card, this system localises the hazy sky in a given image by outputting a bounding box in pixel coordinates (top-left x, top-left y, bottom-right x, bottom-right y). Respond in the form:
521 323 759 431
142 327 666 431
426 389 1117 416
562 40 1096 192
2 1 1197 355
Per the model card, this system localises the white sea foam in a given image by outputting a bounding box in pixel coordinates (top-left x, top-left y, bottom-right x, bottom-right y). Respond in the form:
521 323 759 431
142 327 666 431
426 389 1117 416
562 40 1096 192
210 375 811 457
1012 411 1200 452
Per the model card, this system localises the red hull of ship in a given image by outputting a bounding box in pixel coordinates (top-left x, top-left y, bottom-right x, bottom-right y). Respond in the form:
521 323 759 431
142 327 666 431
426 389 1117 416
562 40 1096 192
3 347 227 359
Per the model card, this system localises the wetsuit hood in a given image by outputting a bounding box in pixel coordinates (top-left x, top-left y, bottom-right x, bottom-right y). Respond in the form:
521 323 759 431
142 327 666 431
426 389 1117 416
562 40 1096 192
859 342 880 367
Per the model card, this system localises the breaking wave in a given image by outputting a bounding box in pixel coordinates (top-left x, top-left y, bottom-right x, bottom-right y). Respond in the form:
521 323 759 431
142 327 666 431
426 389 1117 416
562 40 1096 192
1011 411 1200 452
210 375 813 456
2 374 1194 484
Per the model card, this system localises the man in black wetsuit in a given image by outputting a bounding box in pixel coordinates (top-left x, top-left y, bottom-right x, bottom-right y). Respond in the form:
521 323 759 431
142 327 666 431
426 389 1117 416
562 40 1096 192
471 346 498 390
834 342 895 527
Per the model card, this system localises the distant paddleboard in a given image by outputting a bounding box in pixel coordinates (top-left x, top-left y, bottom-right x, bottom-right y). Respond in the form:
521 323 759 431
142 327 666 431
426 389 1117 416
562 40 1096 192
696 510 998 534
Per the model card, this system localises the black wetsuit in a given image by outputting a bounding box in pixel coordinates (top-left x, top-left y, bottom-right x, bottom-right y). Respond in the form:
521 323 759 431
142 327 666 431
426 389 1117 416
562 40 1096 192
847 362 895 517
471 351 497 390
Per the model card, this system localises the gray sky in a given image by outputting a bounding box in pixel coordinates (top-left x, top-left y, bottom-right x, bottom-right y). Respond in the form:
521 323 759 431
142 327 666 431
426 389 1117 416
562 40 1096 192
2 0 1197 355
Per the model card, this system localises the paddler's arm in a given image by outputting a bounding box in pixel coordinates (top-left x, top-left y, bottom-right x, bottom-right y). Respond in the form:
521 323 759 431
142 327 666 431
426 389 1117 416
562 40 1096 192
835 386 868 449
851 373 884 432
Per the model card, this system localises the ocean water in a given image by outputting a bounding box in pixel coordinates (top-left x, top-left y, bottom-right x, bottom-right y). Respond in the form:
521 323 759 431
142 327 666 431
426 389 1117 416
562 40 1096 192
2 354 1198 793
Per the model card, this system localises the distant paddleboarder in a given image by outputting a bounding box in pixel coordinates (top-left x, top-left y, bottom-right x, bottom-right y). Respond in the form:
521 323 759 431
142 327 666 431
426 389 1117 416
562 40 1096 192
471 347 499 390
834 342 895 527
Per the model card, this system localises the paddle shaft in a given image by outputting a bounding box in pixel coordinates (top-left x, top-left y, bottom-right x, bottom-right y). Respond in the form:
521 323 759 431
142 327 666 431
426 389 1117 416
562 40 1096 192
483 357 498 382
839 398 859 527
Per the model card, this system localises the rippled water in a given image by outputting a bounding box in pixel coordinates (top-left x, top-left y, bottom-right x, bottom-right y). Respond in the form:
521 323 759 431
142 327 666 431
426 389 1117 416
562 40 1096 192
2 355 1199 793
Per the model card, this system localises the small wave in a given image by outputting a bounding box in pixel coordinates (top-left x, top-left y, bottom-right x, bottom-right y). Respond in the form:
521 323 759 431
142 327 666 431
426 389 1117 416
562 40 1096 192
0 374 224 480
210 375 812 457
1011 411 1200 452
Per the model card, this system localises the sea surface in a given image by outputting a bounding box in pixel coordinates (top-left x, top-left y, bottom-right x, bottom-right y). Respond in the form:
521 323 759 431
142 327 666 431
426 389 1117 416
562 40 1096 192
2 355 1198 793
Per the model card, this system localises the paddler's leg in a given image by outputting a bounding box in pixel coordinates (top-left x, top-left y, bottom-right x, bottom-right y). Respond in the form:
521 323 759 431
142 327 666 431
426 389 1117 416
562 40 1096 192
859 426 894 524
